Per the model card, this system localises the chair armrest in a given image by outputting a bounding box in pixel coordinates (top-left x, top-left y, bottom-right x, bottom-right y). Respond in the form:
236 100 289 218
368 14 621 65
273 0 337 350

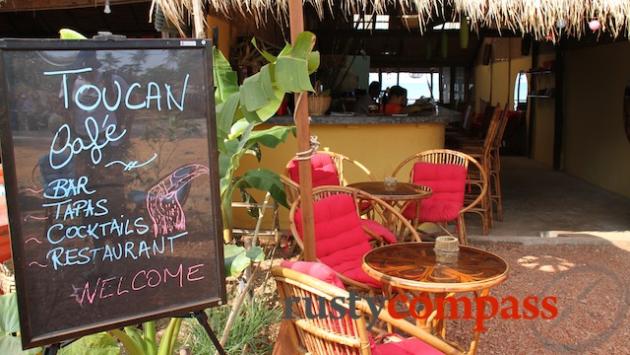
356 300 464 355
361 220 397 244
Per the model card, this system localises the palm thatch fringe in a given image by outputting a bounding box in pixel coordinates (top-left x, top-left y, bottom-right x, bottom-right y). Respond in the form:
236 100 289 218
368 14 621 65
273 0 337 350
150 0 630 41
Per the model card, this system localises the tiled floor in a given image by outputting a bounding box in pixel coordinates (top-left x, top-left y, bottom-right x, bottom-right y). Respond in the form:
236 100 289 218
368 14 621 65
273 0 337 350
467 157 630 243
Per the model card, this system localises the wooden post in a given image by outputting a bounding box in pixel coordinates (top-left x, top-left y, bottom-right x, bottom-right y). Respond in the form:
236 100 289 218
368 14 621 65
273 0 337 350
289 0 316 261
192 0 205 38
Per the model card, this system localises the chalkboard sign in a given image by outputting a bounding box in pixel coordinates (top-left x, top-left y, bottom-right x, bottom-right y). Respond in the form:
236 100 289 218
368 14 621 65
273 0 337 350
0 39 225 349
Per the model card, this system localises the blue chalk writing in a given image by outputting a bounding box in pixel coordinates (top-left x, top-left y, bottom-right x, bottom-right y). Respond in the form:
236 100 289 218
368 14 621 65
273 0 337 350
43 67 93 109
165 74 189 111
46 216 149 245
146 82 162 111
105 153 158 171
125 83 145 110
43 176 94 199
46 232 188 270
49 116 127 169
42 198 109 220
74 84 102 111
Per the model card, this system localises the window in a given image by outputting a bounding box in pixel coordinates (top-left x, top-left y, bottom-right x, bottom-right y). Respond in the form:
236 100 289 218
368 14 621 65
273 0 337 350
369 71 441 102
454 67 466 103
441 68 451 104
514 72 528 110
353 14 389 30
432 22 461 30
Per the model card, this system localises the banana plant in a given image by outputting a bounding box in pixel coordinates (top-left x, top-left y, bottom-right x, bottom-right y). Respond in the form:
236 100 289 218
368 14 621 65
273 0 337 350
215 31 319 241
0 293 40 355
107 320 182 355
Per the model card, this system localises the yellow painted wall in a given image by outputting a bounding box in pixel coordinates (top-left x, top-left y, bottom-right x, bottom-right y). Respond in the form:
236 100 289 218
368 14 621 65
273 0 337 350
563 42 630 198
473 38 531 111
233 123 445 229
530 52 556 167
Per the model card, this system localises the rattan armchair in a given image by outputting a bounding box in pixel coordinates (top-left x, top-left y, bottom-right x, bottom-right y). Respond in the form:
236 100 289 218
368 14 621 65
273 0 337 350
272 266 463 355
289 186 421 291
461 104 510 224
392 149 488 244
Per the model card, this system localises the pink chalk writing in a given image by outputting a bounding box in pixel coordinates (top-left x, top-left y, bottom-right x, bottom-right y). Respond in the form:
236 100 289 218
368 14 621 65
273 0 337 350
70 263 206 306
146 164 209 238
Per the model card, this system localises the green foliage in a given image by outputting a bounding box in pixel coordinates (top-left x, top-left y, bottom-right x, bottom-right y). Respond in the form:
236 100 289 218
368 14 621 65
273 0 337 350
59 333 120 355
108 319 181 355
185 300 281 354
215 33 319 233
0 293 40 355
223 244 264 277
59 28 87 39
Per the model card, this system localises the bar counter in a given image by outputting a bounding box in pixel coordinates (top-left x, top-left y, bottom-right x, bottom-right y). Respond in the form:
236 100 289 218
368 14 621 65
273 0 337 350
267 108 461 126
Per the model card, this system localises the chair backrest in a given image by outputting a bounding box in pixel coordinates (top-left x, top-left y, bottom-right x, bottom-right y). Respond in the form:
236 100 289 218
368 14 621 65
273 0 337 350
461 104 473 131
281 174 301 205
492 103 511 151
410 161 468 221
289 186 421 255
272 265 372 354
292 192 372 267
287 152 340 187
392 149 488 216
286 151 373 188
274 264 464 355
481 105 504 155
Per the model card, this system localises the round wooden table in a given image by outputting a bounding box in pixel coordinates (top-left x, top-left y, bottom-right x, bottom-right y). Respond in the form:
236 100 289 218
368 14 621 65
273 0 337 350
348 181 431 204
363 242 509 354
349 182 431 242
348 181 431 220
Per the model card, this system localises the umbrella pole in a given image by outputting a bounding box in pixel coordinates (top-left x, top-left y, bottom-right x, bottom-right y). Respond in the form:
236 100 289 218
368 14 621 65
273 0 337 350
289 0 316 262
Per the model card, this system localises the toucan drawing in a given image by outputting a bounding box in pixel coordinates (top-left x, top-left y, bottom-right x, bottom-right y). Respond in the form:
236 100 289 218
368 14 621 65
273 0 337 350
146 164 209 238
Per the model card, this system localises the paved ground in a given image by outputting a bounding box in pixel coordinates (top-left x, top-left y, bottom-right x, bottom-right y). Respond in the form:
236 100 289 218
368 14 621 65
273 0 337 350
467 157 630 246
449 242 630 354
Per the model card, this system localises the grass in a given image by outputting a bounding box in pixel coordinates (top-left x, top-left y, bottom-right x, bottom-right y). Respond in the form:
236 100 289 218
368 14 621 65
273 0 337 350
184 296 281 355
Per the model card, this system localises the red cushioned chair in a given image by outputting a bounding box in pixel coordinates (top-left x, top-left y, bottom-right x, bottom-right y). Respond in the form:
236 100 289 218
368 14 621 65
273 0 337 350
285 150 373 204
289 186 420 292
392 150 487 245
272 262 461 354
0 234 10 263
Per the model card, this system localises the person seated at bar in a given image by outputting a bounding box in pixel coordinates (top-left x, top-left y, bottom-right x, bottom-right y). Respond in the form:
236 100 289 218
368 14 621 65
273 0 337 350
383 85 408 115
354 81 381 114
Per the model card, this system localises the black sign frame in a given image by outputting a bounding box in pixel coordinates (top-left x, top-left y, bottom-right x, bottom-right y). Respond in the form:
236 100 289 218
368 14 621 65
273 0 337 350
0 38 226 349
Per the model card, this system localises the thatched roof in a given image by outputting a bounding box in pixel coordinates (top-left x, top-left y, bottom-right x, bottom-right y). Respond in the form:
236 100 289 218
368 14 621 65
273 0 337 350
152 0 630 41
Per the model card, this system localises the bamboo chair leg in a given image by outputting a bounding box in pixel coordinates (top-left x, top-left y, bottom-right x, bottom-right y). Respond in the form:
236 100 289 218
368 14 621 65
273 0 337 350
457 216 467 245
486 186 493 232
493 169 503 222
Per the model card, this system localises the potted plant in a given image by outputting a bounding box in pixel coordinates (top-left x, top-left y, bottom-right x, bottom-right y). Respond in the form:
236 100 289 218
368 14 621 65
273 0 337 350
308 81 332 116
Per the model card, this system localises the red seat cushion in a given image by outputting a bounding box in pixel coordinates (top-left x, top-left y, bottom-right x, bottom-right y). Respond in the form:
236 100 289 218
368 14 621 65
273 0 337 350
360 219 397 244
372 338 443 355
0 236 11 263
294 194 380 288
287 153 340 187
280 260 345 289
403 162 467 223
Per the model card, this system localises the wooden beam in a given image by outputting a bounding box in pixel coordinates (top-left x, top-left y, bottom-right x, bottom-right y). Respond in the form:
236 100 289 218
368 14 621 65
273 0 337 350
0 0 147 13
553 44 564 170
192 0 204 38
289 0 316 262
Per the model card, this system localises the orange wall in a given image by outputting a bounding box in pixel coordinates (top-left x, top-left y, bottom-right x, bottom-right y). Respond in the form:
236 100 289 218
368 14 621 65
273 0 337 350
205 15 234 57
